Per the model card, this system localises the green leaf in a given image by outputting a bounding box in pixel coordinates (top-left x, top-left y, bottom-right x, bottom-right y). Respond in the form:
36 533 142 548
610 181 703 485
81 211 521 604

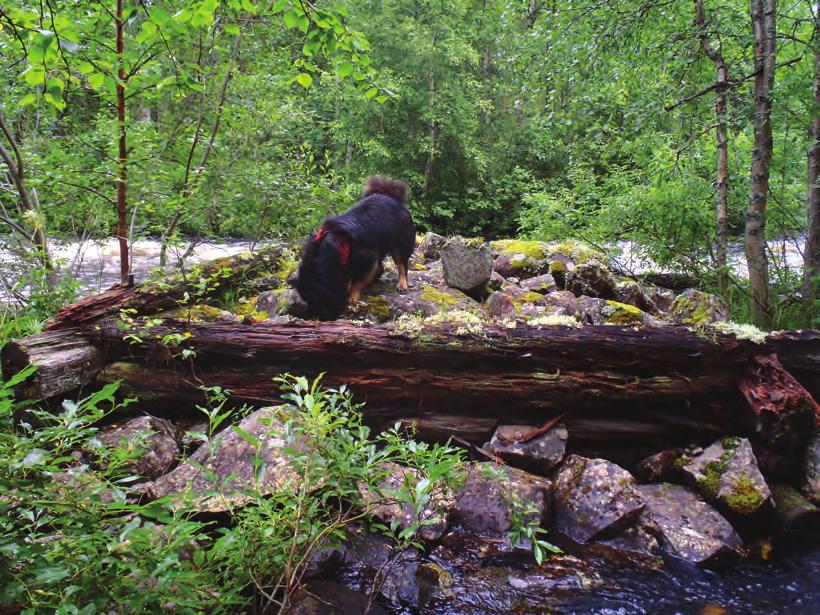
35 566 70 584
242 0 258 15
283 10 299 29
149 6 172 25
338 61 354 77
224 23 241 36
22 66 45 87
232 425 260 449
295 72 313 88
87 71 105 89
47 76 65 96
18 92 39 106
364 87 378 100
271 0 290 13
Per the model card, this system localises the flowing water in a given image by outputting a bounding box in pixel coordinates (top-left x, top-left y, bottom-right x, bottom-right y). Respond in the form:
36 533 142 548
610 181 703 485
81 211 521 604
0 235 807 303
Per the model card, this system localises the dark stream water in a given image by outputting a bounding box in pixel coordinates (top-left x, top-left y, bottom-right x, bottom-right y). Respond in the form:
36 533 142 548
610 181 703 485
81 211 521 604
386 547 819 615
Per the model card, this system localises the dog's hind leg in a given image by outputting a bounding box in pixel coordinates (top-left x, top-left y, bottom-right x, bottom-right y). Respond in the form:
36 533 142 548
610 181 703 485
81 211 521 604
349 259 383 304
392 253 409 292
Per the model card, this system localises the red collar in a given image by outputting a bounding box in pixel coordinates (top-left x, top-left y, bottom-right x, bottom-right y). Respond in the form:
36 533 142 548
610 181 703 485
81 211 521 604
314 228 350 266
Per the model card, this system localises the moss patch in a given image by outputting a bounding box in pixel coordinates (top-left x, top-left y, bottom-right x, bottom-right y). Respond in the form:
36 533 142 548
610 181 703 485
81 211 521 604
603 300 644 326
513 291 544 307
360 295 392 322
166 304 233 323
491 239 549 260
421 285 460 308
725 475 767 514
547 241 603 264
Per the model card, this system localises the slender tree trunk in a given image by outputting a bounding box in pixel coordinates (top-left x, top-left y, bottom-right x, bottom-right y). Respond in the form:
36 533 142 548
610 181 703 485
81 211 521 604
744 0 777 328
159 28 244 267
116 0 129 284
804 9 819 324
0 112 54 282
422 31 438 200
694 0 730 297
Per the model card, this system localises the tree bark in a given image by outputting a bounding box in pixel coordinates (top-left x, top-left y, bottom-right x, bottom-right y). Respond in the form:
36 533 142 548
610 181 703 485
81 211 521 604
805 10 819 325
116 0 130 284
744 0 777 327
694 0 730 296
1 330 104 399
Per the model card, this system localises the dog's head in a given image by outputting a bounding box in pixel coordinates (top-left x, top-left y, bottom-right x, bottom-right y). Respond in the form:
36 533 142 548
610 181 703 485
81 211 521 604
294 229 350 320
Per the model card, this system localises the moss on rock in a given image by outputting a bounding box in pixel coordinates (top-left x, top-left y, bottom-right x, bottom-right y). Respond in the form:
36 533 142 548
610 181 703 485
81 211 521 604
603 300 645 326
421 284 460 308
491 239 549 259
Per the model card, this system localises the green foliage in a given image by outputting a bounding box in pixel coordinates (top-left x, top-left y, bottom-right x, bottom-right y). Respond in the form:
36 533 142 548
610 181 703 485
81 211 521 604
0 378 237 613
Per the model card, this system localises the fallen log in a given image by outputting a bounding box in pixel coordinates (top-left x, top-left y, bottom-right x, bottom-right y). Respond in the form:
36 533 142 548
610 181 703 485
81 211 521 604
0 329 104 399
60 319 813 452
46 244 286 330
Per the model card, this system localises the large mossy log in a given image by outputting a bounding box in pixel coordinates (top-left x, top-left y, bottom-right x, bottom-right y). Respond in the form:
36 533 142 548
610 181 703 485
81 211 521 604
46 244 286 330
3 317 817 457
78 319 818 451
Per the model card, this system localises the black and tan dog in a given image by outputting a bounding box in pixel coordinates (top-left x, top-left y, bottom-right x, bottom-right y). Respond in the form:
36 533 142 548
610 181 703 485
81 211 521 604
295 177 416 320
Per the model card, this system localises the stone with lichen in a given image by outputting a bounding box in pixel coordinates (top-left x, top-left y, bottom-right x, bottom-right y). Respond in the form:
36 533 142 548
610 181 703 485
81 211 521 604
638 483 742 566
552 455 645 544
453 462 550 538
141 407 299 512
359 461 453 543
669 288 728 325
680 437 771 516
418 232 448 261
440 237 494 298
91 415 180 480
565 262 618 299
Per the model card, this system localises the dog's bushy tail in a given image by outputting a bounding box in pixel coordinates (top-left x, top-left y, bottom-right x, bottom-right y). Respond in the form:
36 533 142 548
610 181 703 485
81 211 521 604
362 176 407 203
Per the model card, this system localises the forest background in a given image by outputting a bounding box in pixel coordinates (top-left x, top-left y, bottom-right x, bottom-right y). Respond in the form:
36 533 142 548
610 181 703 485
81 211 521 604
0 0 817 329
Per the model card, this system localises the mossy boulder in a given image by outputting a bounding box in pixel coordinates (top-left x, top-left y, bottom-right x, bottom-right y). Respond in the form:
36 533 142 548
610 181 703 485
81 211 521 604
602 300 663 327
356 281 487 323
441 237 494 298
670 288 728 325
614 280 657 314
566 261 618 299
681 437 772 516
491 240 551 279
546 240 604 266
